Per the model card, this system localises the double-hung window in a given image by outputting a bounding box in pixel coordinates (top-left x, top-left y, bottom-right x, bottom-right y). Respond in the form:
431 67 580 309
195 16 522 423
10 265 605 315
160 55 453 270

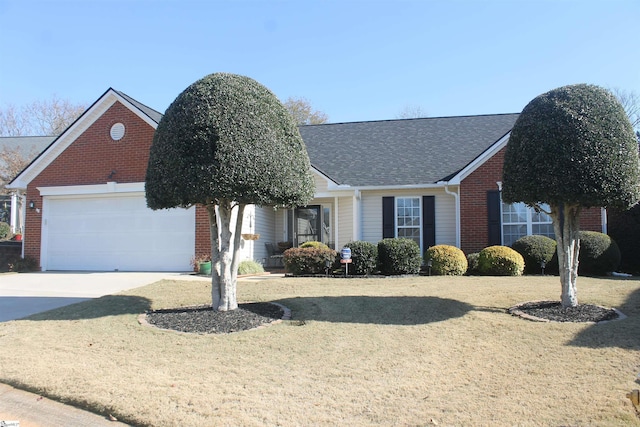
501 201 554 246
396 197 421 247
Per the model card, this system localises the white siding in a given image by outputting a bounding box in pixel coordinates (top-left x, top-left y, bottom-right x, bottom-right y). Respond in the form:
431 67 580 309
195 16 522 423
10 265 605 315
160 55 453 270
337 196 354 248
313 172 330 193
360 188 457 249
238 205 276 264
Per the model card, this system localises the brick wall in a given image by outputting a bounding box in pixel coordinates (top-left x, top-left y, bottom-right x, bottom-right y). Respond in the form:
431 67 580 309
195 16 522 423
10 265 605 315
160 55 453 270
24 101 156 266
459 146 603 254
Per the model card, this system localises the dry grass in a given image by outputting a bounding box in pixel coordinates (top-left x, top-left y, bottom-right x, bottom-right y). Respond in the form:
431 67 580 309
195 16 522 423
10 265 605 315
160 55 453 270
0 275 639 426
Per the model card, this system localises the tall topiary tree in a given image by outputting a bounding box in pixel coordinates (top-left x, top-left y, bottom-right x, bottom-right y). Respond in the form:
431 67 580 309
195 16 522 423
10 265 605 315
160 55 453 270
503 84 640 307
146 73 314 311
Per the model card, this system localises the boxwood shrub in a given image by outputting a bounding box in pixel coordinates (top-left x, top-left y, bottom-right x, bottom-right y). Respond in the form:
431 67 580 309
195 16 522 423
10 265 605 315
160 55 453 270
424 245 468 276
511 235 557 275
478 245 524 276
238 260 265 275
377 238 421 275
344 241 378 275
466 253 480 275
300 241 331 250
578 231 621 276
283 247 338 275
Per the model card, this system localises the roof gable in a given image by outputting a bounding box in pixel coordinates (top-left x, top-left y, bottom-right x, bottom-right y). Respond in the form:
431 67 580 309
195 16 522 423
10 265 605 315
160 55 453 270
8 89 161 190
298 114 519 187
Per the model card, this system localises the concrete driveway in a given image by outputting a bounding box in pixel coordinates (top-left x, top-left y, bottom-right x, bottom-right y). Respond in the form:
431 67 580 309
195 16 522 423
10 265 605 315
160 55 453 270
0 271 191 322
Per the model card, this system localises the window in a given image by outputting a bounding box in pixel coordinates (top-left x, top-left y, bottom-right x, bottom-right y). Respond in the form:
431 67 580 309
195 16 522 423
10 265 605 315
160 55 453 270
396 197 421 247
501 201 554 246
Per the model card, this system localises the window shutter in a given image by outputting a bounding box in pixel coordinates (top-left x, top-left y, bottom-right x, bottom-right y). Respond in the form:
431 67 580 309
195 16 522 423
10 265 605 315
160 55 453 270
382 197 395 238
422 196 436 249
487 190 501 246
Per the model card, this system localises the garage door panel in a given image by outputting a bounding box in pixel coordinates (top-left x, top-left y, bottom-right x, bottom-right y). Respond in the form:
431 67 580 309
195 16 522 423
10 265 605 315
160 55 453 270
45 194 195 271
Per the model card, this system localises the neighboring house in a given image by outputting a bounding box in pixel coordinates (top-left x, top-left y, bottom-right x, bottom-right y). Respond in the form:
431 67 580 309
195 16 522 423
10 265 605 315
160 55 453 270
7 88 604 271
1 136 56 232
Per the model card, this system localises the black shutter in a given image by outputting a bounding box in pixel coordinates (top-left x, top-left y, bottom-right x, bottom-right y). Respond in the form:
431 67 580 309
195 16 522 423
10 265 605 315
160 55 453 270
382 197 395 238
422 196 436 249
487 190 502 246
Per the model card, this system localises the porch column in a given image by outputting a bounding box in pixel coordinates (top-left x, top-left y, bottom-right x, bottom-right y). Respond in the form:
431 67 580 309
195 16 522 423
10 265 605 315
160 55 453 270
334 197 339 249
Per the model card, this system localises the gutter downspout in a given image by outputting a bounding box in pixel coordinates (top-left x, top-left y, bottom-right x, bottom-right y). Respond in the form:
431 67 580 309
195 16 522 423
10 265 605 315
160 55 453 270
444 183 461 248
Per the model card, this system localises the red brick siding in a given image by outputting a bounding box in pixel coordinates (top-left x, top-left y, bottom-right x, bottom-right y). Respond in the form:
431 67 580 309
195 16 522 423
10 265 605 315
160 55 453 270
460 147 603 254
24 102 157 265
195 206 211 257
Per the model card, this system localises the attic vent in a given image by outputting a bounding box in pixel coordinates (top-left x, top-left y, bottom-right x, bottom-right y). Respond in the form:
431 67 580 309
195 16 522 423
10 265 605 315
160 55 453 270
110 123 125 141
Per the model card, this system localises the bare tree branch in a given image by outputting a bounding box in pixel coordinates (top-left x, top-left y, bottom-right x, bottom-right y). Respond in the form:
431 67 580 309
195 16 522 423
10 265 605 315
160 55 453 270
0 95 87 137
610 87 640 129
283 97 329 125
395 104 428 119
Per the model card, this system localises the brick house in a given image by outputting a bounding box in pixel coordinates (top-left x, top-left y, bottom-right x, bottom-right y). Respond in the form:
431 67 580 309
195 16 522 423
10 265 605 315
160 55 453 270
6 88 604 271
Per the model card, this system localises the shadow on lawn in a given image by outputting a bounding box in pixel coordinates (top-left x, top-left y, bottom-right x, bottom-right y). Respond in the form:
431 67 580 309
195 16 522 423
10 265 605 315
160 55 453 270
275 295 473 325
569 286 640 350
25 294 152 321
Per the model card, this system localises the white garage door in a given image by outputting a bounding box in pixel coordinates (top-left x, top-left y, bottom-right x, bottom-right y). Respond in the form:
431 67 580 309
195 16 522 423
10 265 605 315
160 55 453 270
44 194 195 271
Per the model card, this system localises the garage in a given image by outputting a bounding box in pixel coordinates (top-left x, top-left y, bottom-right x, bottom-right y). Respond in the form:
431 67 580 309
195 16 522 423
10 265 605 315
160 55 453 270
42 192 195 271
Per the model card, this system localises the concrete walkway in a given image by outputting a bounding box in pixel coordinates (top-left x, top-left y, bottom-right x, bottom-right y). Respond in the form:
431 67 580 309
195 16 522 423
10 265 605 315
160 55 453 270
0 271 192 322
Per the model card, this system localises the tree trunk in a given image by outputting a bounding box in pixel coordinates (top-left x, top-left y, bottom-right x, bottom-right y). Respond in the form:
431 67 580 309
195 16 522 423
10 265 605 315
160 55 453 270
207 204 222 310
550 203 581 308
207 200 245 311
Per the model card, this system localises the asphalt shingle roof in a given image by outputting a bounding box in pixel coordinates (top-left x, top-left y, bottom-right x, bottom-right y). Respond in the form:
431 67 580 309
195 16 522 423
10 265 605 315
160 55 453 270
0 136 56 159
114 89 163 124
299 114 519 186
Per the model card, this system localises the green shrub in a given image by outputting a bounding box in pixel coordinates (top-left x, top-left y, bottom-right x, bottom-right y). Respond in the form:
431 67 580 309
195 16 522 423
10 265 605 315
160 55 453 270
10 256 39 272
466 253 480 275
424 245 467 276
511 235 557 274
0 222 10 240
300 241 331 250
578 231 620 275
478 246 524 276
283 247 338 275
377 238 421 275
344 241 378 275
238 260 265 275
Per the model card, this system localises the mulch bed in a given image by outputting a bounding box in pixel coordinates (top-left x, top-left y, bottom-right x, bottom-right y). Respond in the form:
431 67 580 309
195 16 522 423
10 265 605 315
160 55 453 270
144 302 286 334
508 300 621 323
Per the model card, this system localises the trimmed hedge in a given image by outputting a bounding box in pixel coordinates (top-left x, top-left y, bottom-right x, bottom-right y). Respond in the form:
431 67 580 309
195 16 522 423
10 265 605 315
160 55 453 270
466 253 480 275
511 235 557 275
300 241 331 250
578 231 620 276
478 246 525 276
377 238 421 275
424 245 467 276
344 241 378 275
283 247 338 275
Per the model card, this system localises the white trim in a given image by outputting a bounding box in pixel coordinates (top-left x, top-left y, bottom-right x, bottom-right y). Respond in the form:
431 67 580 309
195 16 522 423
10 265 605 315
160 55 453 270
601 207 607 234
443 132 511 185
37 182 145 197
7 89 158 191
334 196 339 248
443 184 461 247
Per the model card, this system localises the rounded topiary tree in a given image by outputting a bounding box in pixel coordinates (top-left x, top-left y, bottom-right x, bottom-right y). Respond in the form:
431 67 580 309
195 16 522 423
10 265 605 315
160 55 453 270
146 73 314 311
503 84 640 307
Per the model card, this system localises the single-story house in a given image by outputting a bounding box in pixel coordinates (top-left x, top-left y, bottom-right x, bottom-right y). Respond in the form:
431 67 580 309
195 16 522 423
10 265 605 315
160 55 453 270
6 88 604 271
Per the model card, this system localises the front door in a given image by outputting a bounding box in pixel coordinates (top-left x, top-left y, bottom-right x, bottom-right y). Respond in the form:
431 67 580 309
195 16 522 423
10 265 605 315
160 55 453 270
295 205 321 246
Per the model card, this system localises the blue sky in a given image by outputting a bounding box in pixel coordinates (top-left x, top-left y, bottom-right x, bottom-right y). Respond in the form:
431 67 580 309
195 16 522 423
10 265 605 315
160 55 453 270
1 0 638 124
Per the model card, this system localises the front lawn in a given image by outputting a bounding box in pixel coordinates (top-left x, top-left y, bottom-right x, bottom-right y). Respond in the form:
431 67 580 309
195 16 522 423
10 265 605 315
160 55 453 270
0 275 639 426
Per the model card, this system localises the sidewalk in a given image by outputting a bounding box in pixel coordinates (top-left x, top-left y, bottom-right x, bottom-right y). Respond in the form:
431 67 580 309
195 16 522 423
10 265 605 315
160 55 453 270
0 383 129 427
